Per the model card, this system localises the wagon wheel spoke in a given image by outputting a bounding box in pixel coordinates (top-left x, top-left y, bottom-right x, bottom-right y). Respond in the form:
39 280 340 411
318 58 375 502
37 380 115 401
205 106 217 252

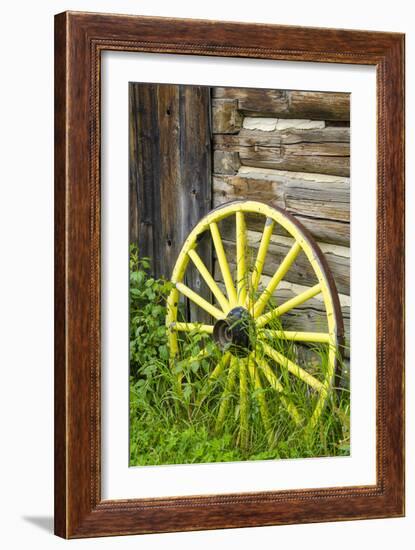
254 354 284 392
262 342 325 393
254 374 273 443
185 347 210 366
248 356 273 445
249 217 275 302
253 242 302 318
187 248 230 312
210 352 231 380
247 355 256 384
236 211 248 305
175 282 224 320
196 352 231 406
215 356 238 432
256 283 322 328
171 322 214 334
210 222 238 306
166 287 180 357
261 329 331 344
239 358 249 449
310 391 330 428
254 355 301 425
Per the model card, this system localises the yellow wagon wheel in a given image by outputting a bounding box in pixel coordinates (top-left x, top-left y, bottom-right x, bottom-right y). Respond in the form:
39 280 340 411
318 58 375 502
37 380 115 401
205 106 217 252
166 200 344 447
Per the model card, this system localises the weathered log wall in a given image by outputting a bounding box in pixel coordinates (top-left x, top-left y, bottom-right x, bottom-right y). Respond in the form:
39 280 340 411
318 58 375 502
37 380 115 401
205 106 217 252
213 88 350 121
129 83 212 321
129 83 351 355
212 87 350 352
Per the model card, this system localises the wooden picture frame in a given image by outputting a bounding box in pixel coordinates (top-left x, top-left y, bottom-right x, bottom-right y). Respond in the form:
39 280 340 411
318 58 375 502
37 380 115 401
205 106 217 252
54 11 405 538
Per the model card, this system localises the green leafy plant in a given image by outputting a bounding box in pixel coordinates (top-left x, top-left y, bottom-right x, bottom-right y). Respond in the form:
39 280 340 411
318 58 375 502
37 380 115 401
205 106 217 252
129 245 173 379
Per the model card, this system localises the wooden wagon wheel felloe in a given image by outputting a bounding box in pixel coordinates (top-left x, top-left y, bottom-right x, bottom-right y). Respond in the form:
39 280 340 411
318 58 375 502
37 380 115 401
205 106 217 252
166 200 344 447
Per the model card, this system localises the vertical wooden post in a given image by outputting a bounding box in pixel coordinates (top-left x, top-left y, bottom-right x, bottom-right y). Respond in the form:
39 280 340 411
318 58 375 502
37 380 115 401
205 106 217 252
129 83 212 321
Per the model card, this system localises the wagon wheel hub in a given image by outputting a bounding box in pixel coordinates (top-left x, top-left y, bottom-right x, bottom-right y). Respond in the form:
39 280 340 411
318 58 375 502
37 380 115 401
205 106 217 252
213 307 255 357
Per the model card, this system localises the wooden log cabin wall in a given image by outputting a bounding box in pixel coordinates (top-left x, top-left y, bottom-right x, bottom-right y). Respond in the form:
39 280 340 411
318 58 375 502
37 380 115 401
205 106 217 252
129 83 212 322
129 84 350 361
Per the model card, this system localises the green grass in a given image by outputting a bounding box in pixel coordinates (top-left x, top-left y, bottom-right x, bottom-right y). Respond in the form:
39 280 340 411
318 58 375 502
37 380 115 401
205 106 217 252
129 246 350 467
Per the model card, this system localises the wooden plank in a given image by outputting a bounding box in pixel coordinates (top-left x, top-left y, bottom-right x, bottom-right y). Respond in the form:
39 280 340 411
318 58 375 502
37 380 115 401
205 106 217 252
243 118 326 130
179 86 213 321
129 83 212 321
294 216 350 247
157 85 182 277
234 126 350 143
289 91 350 122
213 171 350 223
129 83 159 255
212 99 243 133
214 149 349 177
214 127 350 177
128 87 139 244
213 87 350 121
213 151 241 175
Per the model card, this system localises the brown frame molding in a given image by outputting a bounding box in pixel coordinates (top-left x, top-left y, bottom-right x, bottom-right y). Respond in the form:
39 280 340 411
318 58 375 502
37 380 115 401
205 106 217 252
54 11 405 538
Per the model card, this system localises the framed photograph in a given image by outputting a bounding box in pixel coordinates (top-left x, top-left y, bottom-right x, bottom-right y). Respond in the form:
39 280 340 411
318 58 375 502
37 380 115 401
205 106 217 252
54 11 405 538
